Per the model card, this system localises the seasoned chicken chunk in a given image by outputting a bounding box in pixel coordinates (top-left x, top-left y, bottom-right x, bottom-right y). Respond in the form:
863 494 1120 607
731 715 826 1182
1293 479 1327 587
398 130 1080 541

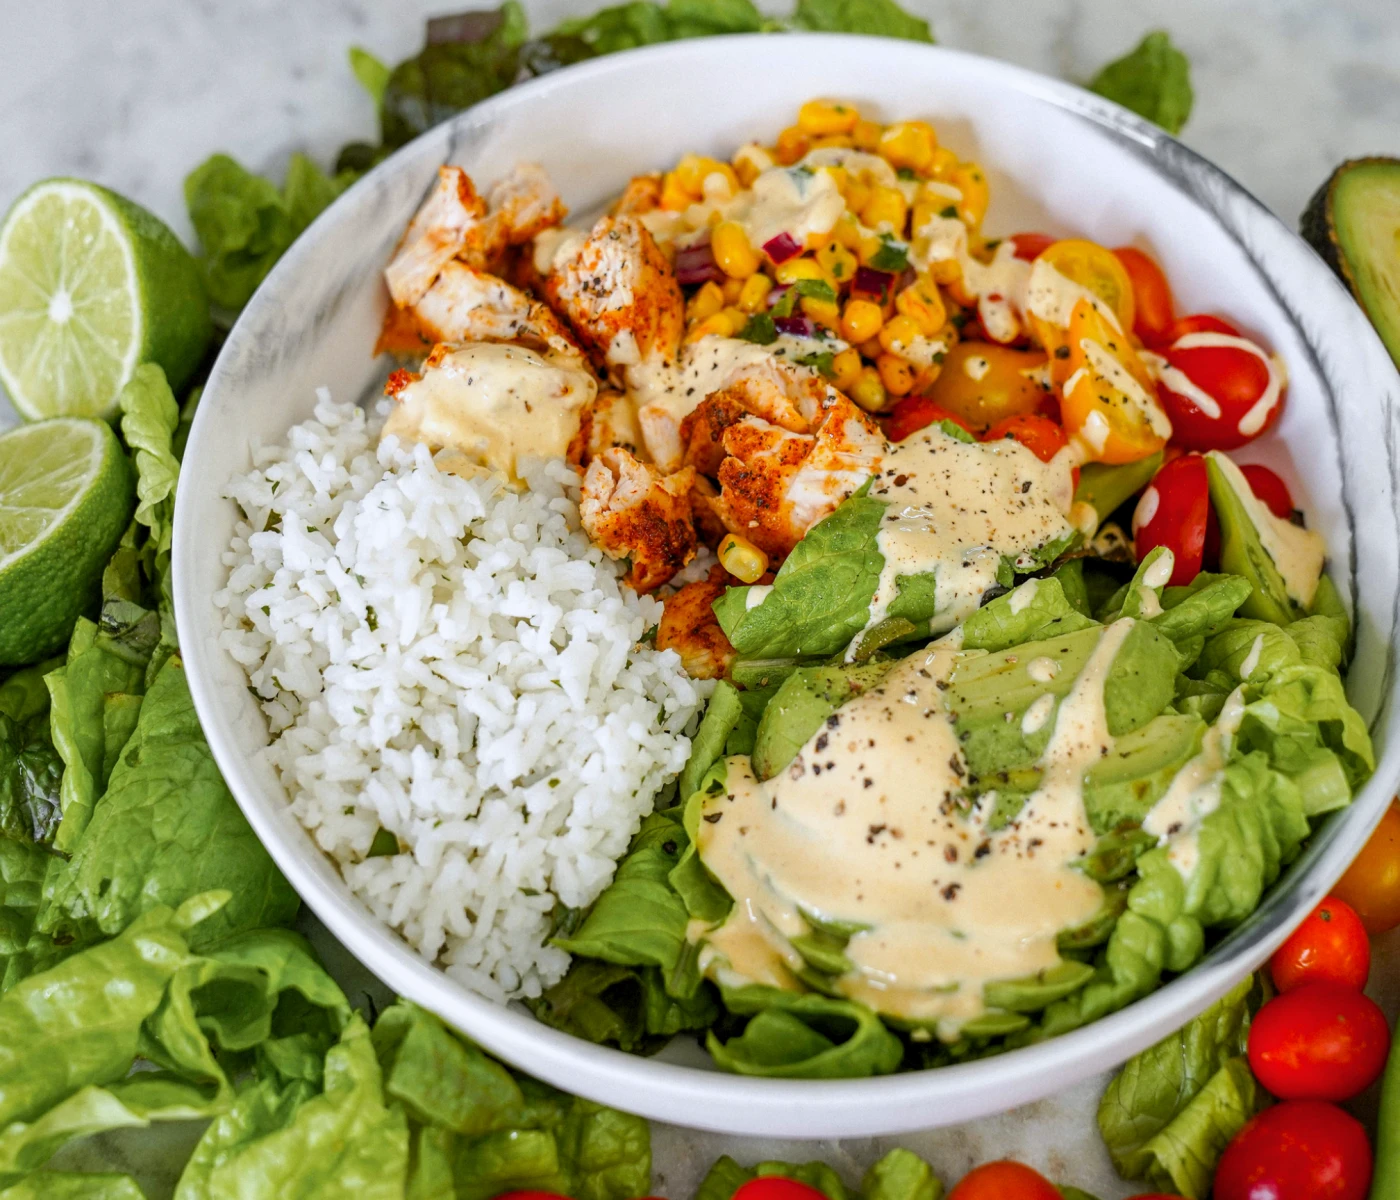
568 389 643 467
716 394 885 559
412 263 588 367
657 565 736 680
485 163 566 250
611 173 663 216
580 449 697 592
544 215 684 370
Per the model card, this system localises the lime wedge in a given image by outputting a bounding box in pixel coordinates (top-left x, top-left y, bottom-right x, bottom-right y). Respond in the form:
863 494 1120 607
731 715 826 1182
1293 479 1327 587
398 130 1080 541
0 417 134 664
0 179 211 422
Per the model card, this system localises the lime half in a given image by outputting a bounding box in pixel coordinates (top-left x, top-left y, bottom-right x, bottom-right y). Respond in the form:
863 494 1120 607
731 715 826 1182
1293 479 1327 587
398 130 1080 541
0 417 134 664
0 179 211 422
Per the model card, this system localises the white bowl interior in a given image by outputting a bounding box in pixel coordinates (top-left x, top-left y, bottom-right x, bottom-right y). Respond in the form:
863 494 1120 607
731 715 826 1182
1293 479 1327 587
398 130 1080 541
175 34 1400 1138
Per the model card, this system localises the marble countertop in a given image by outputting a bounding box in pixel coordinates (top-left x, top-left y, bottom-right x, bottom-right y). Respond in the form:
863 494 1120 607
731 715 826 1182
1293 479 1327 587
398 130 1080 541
4 2 1399 1195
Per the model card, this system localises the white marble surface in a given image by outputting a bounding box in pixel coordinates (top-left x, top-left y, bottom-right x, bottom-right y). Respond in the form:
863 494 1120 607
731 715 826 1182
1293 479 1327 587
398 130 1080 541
3 2 1399 1195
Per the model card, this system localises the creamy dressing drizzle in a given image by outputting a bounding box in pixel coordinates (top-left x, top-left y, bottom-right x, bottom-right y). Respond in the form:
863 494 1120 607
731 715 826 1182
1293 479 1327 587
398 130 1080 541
1240 633 1265 680
1077 338 1174 440
910 215 1033 343
1207 451 1325 607
1172 332 1288 437
856 426 1077 651
696 621 1133 1036
1143 687 1247 878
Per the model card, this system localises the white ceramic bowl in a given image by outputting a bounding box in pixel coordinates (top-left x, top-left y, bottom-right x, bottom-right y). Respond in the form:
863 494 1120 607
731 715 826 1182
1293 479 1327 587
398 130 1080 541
175 33 1400 1138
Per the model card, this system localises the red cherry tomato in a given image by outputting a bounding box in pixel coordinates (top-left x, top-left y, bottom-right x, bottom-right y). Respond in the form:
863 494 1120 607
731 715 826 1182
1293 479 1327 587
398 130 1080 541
1156 314 1285 451
1270 897 1371 993
1240 463 1295 520
946 1161 1061 1200
1214 1100 1372 1200
1113 247 1175 344
1247 982 1390 1101
882 396 974 443
1131 454 1209 587
1009 232 1057 261
981 413 1069 464
733 1179 828 1200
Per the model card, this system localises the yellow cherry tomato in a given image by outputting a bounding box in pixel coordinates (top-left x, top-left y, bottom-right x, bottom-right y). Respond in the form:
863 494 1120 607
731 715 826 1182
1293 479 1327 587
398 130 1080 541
1060 299 1170 464
1027 239 1137 366
922 341 1051 433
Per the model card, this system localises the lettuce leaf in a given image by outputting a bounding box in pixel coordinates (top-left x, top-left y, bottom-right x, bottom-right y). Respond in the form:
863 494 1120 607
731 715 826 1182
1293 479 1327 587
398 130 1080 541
37 658 298 952
0 840 50 993
695 1155 853 1200
862 1147 943 1200
1088 31 1193 135
1098 975 1263 1198
0 665 62 846
0 1174 147 1199
790 0 933 40
528 959 716 1053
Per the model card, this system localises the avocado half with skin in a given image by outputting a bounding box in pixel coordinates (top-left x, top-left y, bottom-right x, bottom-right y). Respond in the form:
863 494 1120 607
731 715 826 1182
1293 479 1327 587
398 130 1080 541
1301 158 1400 369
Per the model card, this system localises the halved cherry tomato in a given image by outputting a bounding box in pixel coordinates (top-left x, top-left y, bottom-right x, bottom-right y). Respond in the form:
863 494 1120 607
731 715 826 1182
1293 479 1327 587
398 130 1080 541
1214 1100 1372 1200
1026 239 1137 364
1156 313 1285 450
1009 232 1057 261
1240 463 1295 520
1248 982 1390 1101
1132 454 1208 586
1113 247 1174 344
946 1161 1061 1200
981 413 1068 464
1060 298 1171 464
1332 800 1400 933
882 395 973 443
733 1179 828 1200
920 342 1050 433
1270 897 1371 993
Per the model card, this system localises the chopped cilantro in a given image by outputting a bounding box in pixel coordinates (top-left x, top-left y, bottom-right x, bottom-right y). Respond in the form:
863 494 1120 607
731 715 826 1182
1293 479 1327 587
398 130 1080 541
868 234 910 273
794 278 837 302
940 205 958 218
796 351 837 378
896 166 918 180
739 312 778 344
771 287 798 318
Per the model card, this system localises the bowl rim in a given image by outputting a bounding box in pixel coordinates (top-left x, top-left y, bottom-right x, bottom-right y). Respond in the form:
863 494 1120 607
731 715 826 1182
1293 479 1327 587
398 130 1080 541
174 30 1400 1138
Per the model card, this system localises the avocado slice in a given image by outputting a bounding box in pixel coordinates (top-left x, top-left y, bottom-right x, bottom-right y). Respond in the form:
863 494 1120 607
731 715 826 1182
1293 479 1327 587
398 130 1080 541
1073 452 1163 529
750 660 894 781
1301 158 1400 369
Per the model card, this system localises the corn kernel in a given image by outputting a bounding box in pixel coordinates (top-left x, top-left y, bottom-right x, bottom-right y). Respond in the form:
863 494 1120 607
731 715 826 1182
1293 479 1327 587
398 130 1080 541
816 165 849 197
774 125 810 165
857 336 885 359
712 221 761 280
952 163 989 228
877 353 916 396
879 314 924 359
720 305 748 332
686 312 733 342
842 298 885 343
854 229 887 266
896 278 947 336
862 186 908 235
774 256 833 287
849 366 888 413
831 211 864 250
815 239 858 284
927 257 962 286
798 99 860 136
721 276 745 303
718 533 769 583
879 120 937 172
809 134 854 151
687 280 725 323
674 154 730 195
851 118 883 152
701 165 740 203
801 296 842 328
929 146 960 181
844 177 873 215
912 361 944 393
732 141 774 187
660 173 693 211
831 347 863 391
737 273 772 313
912 195 962 235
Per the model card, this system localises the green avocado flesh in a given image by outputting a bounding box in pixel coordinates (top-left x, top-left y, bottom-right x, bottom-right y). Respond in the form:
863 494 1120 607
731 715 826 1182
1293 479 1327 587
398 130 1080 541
1301 157 1400 369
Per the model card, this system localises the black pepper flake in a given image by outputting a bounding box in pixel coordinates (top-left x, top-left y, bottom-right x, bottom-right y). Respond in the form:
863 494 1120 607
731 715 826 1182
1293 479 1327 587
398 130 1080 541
662 841 677 855
973 840 992 860
944 844 959 863
894 474 909 487
827 714 841 728
1166 821 1182 836
815 733 829 752
867 823 887 843
863 777 874 789
789 760 806 780
941 882 962 901
949 756 965 778
703 812 722 824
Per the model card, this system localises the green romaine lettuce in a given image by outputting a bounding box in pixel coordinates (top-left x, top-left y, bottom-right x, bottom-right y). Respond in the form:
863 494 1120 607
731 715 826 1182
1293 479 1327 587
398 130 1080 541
0 661 62 846
862 1148 943 1200
0 1174 147 1199
1088 30 1193 135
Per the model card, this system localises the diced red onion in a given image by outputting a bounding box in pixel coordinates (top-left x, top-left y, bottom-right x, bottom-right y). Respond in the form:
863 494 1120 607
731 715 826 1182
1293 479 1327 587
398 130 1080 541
853 266 896 299
675 239 724 285
762 232 802 264
775 315 815 338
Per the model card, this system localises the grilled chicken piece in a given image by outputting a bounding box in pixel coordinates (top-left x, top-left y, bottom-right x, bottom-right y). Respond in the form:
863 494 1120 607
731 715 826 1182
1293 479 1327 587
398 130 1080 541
568 389 643 466
544 215 684 370
657 565 736 679
412 263 589 367
611 173 663 216
580 449 697 592
689 475 729 549
384 164 565 311
716 393 885 559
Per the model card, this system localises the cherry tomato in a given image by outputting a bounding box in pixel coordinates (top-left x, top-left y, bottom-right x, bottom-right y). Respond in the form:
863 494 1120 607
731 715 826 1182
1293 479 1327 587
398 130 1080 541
946 1161 1061 1200
1156 314 1285 451
881 396 974 443
733 1179 828 1200
1270 897 1371 993
1248 982 1390 1101
981 413 1068 464
1240 463 1295 520
1031 239 1137 341
919 342 1050 433
1214 1100 1372 1200
1060 298 1170 464
1113 247 1174 344
1332 800 1400 933
1132 454 1208 586
1009 232 1057 261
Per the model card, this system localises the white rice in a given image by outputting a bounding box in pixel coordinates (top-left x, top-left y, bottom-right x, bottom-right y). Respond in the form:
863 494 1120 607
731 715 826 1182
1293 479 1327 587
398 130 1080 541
216 391 709 1001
